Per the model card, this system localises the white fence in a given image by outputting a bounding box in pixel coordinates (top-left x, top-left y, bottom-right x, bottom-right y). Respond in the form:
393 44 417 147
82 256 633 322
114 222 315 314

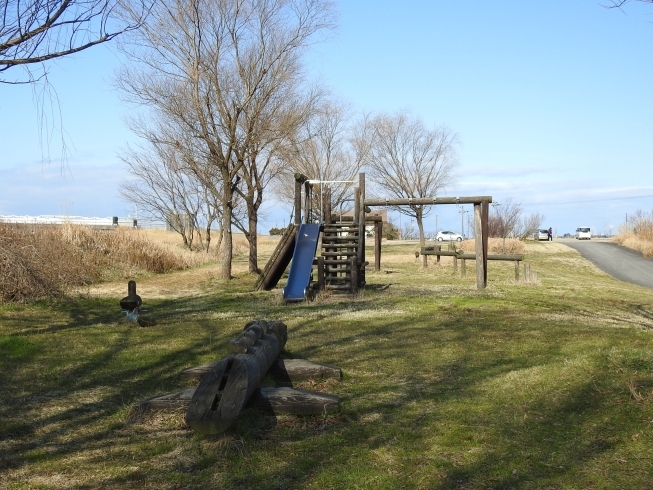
0 215 166 228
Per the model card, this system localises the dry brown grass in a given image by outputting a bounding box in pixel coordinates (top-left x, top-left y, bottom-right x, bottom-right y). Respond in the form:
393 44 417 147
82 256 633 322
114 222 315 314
0 223 195 303
613 211 653 257
613 232 653 258
459 237 525 254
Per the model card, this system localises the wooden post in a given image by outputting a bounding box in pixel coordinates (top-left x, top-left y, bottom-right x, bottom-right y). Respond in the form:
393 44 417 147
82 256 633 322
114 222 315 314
461 258 466 276
358 172 366 287
375 220 382 271
324 186 332 225
482 200 489 286
354 187 360 226
294 174 305 225
317 256 325 292
304 181 311 224
453 255 457 273
350 255 358 294
474 203 487 289
515 260 520 281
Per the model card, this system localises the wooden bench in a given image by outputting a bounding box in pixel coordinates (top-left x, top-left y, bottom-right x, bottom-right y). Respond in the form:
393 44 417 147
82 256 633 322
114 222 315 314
420 246 524 280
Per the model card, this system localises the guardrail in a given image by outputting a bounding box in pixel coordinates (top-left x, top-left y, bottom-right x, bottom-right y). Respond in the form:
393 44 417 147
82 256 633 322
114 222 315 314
0 215 166 228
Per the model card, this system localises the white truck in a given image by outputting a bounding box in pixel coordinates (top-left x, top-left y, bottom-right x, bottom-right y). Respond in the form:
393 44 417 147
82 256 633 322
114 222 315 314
575 227 591 240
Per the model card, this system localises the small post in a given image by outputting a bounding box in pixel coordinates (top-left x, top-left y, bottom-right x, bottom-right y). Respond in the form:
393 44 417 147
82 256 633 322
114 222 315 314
304 181 312 224
453 255 457 273
294 174 306 225
350 256 358 294
461 258 466 276
474 202 487 289
515 260 520 281
436 245 441 263
375 220 382 271
324 186 332 225
318 256 325 292
359 173 366 287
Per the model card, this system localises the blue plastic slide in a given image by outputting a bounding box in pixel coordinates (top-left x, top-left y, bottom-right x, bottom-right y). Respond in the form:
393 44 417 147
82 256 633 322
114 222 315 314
282 223 321 301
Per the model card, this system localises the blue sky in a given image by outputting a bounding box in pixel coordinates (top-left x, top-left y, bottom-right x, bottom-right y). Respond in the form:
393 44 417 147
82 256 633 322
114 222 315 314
1 0 652 236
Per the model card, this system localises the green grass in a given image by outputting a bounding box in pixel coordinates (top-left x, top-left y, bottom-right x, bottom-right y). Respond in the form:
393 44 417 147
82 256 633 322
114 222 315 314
2 242 653 489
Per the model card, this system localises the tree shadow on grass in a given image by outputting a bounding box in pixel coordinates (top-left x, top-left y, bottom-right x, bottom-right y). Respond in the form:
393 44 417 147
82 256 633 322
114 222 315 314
1 296 650 489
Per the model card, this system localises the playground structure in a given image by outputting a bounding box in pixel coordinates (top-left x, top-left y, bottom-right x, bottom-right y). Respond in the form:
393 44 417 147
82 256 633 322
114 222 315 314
255 173 493 300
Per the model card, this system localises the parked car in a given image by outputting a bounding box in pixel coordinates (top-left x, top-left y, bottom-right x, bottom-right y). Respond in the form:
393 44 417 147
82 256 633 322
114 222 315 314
436 231 463 242
576 227 591 240
534 229 549 241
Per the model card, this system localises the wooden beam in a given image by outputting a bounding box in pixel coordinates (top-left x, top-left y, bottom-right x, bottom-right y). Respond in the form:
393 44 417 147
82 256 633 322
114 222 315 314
365 196 492 206
139 387 340 415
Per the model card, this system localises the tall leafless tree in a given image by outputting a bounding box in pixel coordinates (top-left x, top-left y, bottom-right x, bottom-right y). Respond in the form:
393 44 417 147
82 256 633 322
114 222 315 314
1 0 152 83
363 111 460 263
274 100 371 220
117 0 334 278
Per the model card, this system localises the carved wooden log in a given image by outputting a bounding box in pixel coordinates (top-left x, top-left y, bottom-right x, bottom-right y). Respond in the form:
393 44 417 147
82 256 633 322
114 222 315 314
179 358 342 383
185 320 287 434
139 386 340 415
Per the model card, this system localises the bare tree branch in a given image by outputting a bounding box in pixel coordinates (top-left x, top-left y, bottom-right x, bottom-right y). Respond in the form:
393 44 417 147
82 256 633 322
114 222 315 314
117 0 335 277
1 0 154 83
363 110 460 252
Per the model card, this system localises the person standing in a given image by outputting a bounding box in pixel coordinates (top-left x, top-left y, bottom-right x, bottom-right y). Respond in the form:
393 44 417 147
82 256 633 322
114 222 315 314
548 227 553 241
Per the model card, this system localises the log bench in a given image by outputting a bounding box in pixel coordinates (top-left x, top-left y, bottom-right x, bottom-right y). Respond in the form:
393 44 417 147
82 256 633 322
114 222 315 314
420 246 524 280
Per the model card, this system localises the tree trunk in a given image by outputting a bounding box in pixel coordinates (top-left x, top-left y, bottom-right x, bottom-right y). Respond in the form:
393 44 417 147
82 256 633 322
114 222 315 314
220 199 233 279
248 212 259 274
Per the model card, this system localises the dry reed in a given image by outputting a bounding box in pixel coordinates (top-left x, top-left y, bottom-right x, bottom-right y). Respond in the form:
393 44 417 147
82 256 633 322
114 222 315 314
613 211 653 258
0 223 192 303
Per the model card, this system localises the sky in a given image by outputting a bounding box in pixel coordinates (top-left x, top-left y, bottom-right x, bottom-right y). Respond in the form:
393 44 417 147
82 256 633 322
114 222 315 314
1 0 652 237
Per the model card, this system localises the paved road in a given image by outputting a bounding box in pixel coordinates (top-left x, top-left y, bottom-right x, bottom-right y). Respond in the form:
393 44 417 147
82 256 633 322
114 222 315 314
559 238 653 289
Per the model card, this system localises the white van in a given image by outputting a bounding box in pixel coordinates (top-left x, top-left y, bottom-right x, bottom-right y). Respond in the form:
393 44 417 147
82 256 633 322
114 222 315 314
575 227 591 240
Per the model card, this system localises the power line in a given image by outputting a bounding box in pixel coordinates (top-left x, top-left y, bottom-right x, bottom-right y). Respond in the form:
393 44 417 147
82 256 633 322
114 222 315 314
522 194 653 206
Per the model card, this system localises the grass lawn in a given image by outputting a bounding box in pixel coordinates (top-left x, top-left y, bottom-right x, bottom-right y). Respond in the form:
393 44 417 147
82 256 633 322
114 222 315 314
2 238 653 489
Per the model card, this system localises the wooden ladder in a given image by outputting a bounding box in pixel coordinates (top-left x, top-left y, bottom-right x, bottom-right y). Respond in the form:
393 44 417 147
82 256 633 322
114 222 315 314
320 222 360 293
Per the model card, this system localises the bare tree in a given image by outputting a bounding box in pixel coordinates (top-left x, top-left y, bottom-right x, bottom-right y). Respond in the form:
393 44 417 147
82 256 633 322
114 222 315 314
119 136 221 252
1 0 152 83
489 198 545 244
274 100 371 219
117 0 335 278
363 110 460 263
516 212 546 240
